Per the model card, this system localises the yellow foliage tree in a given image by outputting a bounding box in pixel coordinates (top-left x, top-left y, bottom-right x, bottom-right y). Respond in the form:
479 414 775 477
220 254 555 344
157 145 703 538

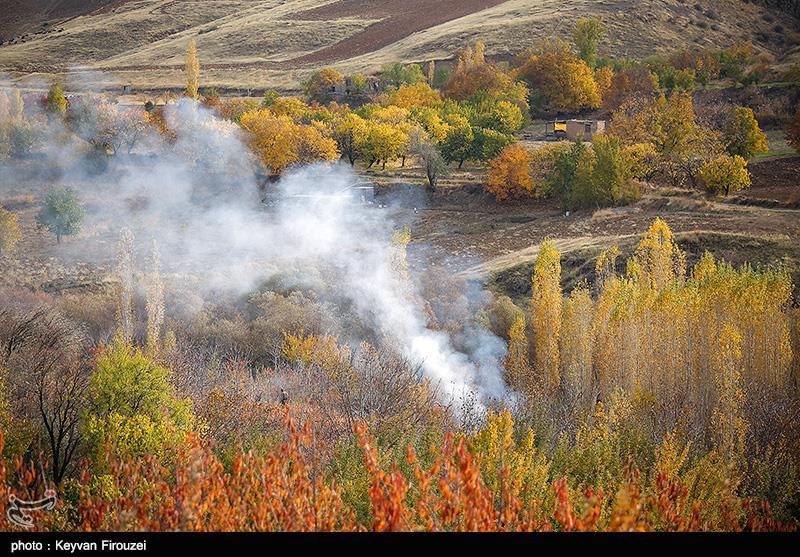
627 217 686 290
358 120 408 169
386 82 441 109
471 409 550 505
0 206 21 254
304 67 343 103
504 316 530 391
595 66 614 104
332 112 368 166
697 154 751 197
185 39 200 100
610 91 723 185
531 241 562 392
711 325 748 475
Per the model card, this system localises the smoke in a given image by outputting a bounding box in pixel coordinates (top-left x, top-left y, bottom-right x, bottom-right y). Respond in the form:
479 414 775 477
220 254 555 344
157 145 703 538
1 90 512 409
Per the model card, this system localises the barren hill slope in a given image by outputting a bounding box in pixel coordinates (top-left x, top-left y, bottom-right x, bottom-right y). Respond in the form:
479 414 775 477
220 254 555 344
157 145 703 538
0 0 796 92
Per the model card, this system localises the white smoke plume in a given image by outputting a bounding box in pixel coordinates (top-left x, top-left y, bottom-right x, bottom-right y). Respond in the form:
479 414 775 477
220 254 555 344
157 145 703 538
1 91 512 409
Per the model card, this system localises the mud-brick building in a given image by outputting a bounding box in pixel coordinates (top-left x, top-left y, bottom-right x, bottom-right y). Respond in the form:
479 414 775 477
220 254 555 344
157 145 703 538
545 119 606 141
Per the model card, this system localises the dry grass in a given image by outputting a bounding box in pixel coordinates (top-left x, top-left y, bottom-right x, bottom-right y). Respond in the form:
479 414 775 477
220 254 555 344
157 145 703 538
0 0 796 91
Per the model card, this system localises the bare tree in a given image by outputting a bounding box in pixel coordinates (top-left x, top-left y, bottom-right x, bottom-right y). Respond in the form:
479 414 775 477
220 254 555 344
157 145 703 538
0 306 89 484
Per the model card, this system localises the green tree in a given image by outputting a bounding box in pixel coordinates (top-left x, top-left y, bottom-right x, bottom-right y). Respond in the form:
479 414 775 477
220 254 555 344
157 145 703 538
261 89 279 108
572 17 606 67
723 106 768 159
440 114 474 168
85 343 195 464
379 63 426 87
591 134 638 206
549 138 589 208
471 127 515 164
36 187 84 244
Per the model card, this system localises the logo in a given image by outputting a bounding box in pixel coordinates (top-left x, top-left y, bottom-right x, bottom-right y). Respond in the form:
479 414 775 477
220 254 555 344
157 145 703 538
6 490 57 528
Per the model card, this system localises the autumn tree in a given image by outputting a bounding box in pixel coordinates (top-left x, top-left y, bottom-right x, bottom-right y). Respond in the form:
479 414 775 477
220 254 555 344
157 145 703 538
627 217 685 289
358 120 407 169
595 66 613 105
36 187 84 244
697 154 751 197
711 325 748 475
486 143 534 201
240 110 339 174
304 68 343 103
504 316 531 396
722 106 768 159
572 17 606 67
531 241 562 392
445 42 517 101
517 39 601 112
332 112 367 166
45 84 67 118
386 82 441 109
185 39 200 100
610 91 723 186
602 67 659 111
0 206 21 254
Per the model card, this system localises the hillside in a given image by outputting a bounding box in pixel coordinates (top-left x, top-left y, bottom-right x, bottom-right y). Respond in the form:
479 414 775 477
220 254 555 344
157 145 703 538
0 0 797 92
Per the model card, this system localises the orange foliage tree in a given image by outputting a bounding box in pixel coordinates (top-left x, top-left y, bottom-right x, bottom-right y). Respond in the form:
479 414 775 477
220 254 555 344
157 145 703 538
486 144 534 201
517 39 601 112
240 109 338 175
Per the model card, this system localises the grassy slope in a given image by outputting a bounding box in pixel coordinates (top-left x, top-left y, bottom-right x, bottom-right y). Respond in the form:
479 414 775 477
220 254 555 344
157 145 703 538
0 0 796 91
